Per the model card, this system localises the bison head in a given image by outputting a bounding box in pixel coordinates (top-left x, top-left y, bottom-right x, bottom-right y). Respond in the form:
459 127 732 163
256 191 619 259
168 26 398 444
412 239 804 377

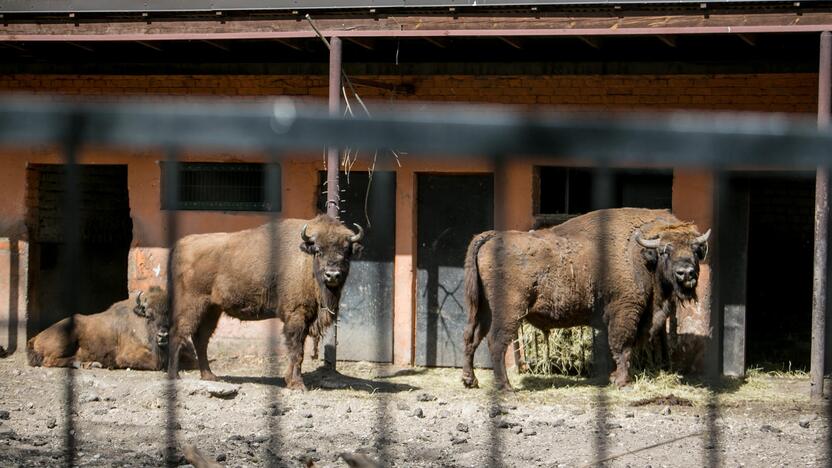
299 217 364 289
133 287 171 348
636 226 710 300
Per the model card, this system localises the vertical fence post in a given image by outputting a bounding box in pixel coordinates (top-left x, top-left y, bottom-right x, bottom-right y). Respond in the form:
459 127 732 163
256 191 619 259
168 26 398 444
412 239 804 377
811 30 831 401
323 36 342 370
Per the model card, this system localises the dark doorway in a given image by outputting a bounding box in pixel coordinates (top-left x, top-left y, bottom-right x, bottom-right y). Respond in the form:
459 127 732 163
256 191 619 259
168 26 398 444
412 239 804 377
25 165 132 337
742 172 815 371
317 170 396 362
416 174 494 367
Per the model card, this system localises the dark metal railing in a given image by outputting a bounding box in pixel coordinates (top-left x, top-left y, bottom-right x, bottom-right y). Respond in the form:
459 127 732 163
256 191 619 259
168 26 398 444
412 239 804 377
1 96 830 467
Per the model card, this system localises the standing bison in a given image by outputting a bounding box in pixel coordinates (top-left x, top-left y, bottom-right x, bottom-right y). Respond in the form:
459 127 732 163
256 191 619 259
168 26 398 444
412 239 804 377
27 287 174 370
168 214 363 390
461 208 710 390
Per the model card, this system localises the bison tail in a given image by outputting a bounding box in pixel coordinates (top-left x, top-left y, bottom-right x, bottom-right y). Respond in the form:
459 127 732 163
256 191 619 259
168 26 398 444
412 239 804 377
464 231 497 321
26 338 43 367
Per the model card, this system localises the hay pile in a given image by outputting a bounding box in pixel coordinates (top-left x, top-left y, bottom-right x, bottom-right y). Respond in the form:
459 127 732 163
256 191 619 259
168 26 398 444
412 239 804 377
517 322 667 377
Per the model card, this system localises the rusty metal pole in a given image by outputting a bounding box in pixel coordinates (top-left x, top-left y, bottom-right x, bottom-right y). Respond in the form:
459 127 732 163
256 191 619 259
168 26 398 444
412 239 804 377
811 31 831 401
323 36 342 370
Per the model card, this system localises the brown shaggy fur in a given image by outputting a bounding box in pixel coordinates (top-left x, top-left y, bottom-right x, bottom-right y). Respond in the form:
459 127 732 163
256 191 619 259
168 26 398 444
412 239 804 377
26 287 187 370
168 214 363 390
462 208 709 390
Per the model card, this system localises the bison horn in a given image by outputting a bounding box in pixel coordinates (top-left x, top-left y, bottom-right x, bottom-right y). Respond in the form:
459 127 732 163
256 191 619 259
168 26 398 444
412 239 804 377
301 224 312 243
694 228 711 245
635 230 662 249
349 223 364 243
136 291 143 306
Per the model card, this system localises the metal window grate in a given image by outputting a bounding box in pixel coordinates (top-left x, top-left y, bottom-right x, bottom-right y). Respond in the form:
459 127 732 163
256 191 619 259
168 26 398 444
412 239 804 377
160 162 280 212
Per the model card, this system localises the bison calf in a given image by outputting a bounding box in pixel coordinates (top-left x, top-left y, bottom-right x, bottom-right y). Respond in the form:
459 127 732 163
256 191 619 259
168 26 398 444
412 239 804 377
27 287 175 370
462 208 710 390
168 214 363 390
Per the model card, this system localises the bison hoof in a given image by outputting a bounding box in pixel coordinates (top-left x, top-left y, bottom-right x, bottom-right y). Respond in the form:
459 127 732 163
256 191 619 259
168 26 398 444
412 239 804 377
200 371 219 381
461 374 479 389
610 373 631 388
286 380 307 391
495 382 515 393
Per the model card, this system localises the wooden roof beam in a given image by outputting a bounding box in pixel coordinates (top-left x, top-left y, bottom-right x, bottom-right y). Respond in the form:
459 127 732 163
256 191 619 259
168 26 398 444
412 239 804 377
657 35 677 48
737 33 757 46
0 42 27 52
201 40 230 51
498 36 523 50
272 38 303 51
345 37 375 50
578 36 601 49
66 41 94 52
135 40 162 52
423 37 450 49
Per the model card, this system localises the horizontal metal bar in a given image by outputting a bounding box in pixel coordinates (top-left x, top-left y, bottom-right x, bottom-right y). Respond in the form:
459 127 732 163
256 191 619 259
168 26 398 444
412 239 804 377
0 98 831 168
0 0 792 15
2 24 832 42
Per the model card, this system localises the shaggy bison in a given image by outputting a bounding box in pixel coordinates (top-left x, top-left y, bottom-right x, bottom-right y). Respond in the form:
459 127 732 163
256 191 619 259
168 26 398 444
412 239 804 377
27 287 174 370
461 208 710 390
168 214 363 390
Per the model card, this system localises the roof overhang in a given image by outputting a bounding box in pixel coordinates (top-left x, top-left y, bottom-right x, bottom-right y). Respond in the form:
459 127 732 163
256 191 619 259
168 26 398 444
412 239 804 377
0 0 807 15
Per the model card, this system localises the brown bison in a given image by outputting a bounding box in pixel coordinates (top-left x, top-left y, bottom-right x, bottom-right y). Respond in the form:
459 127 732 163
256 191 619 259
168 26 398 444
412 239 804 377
461 208 710 390
168 214 363 390
27 287 174 370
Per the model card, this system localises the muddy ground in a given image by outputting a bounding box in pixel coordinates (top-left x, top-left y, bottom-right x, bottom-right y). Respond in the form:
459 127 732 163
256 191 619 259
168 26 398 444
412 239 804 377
0 348 830 467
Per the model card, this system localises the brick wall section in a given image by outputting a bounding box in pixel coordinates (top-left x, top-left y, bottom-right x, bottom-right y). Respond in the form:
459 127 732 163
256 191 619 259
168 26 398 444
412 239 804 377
0 73 818 113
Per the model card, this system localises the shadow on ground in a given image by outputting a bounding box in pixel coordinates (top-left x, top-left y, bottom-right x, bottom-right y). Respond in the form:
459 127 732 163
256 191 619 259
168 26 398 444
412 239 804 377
223 366 418 393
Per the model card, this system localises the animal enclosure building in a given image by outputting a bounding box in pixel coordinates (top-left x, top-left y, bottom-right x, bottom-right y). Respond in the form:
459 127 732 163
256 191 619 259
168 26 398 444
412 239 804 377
0 1 831 377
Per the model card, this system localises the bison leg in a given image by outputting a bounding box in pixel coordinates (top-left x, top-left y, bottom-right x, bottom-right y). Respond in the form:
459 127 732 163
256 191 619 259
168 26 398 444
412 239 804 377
115 345 159 370
461 305 491 389
192 307 222 381
282 315 309 391
486 317 519 392
606 305 640 387
167 335 184 379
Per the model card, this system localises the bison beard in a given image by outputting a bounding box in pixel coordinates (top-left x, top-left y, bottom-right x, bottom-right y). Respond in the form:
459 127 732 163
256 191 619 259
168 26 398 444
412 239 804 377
167 214 362 391
461 208 710 391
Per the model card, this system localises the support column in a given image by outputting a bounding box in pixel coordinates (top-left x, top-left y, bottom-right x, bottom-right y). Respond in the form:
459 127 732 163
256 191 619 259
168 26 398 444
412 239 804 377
810 30 830 401
323 36 342 370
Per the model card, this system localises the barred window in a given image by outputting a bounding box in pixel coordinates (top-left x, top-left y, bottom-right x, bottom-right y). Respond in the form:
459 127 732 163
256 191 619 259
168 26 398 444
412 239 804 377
160 162 280 212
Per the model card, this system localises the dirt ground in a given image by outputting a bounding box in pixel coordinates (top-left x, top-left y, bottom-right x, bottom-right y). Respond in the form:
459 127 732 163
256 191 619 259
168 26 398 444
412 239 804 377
1 347 830 468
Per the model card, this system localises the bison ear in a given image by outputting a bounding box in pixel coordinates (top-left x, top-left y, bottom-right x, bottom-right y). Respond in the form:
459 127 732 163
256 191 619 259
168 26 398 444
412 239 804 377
694 242 708 261
351 242 364 258
641 248 658 268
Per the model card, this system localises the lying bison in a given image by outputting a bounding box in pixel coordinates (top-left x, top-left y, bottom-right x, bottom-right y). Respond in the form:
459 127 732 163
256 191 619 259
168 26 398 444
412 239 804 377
461 208 710 390
168 214 363 390
27 287 175 370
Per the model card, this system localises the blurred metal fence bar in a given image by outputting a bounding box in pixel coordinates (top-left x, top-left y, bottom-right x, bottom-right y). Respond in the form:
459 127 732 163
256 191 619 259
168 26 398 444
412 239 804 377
0 100 831 167
60 113 83 467
162 148 180 467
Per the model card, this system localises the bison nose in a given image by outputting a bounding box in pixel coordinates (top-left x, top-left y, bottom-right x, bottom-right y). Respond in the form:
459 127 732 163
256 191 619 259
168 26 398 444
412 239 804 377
675 266 696 282
324 270 342 283
157 330 169 346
